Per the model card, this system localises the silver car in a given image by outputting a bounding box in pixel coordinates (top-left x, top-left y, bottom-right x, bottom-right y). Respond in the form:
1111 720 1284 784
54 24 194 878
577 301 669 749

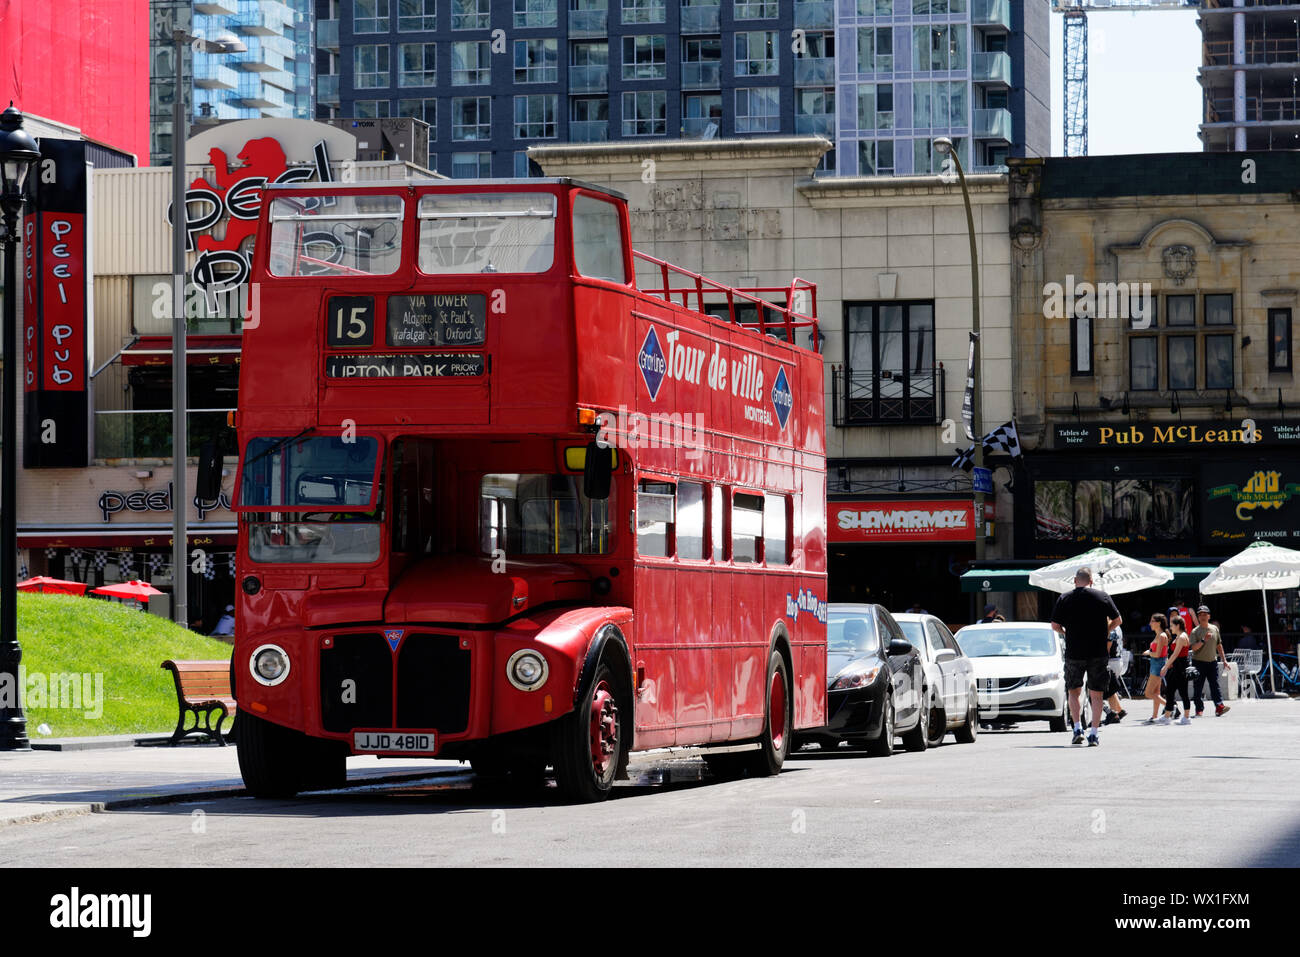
953 621 1069 731
893 613 979 747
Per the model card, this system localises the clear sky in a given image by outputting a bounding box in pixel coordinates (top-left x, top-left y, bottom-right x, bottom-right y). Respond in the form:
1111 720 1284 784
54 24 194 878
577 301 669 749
1048 10 1204 156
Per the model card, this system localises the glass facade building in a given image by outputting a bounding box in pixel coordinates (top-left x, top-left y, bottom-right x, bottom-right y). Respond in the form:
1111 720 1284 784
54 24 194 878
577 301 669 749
314 0 1048 179
150 0 317 166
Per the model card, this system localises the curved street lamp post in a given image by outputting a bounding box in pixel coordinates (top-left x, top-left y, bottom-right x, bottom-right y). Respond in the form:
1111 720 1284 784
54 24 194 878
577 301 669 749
934 136 986 564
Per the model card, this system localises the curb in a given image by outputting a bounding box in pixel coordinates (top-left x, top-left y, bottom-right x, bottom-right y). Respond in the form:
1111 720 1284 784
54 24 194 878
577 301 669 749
0 766 470 830
31 734 176 752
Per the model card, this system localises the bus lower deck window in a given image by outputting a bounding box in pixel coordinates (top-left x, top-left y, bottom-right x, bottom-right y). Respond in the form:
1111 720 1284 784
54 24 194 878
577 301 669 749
637 480 675 558
480 473 610 555
732 492 764 564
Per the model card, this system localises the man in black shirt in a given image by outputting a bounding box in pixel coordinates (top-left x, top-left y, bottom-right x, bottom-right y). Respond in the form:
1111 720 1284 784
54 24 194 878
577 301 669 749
1050 567 1122 747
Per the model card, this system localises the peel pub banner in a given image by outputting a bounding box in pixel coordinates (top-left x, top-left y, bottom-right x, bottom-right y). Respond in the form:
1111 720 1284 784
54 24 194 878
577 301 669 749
23 138 90 467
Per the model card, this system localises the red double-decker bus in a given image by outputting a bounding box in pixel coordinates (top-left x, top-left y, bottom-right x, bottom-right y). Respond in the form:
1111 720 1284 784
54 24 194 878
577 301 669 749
231 179 826 801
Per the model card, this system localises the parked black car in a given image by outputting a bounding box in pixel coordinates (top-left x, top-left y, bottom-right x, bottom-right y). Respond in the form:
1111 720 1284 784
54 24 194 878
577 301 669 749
813 604 928 756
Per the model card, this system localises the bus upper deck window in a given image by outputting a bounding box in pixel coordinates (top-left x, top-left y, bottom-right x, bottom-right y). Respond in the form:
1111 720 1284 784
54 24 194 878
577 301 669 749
572 194 627 284
268 194 404 278
418 192 556 275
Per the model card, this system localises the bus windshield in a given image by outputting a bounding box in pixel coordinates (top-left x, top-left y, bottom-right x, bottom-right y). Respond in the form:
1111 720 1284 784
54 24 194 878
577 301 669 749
240 435 381 509
418 193 556 275
956 627 1058 658
268 194 404 277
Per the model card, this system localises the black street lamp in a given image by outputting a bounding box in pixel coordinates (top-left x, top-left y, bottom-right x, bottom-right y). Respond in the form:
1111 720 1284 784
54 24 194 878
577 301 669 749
0 104 41 752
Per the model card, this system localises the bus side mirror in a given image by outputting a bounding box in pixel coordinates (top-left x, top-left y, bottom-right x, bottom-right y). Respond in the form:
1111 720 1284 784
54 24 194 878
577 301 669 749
583 442 614 500
197 441 222 501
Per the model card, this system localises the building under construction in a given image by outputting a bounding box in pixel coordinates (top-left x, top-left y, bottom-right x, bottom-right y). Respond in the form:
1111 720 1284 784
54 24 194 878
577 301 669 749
1056 0 1300 154
1200 0 1300 151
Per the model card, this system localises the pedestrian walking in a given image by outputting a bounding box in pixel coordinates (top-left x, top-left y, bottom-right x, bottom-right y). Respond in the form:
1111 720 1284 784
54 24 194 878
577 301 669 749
1050 566 1121 747
1190 604 1231 718
1160 617 1192 725
1101 627 1128 725
1142 613 1169 723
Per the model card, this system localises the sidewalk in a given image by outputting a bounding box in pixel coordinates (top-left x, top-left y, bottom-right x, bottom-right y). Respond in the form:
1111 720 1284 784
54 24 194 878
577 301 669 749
0 735 468 828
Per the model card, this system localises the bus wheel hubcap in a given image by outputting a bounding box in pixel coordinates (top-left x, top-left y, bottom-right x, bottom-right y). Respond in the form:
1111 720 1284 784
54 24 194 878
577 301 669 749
589 680 618 777
769 671 786 752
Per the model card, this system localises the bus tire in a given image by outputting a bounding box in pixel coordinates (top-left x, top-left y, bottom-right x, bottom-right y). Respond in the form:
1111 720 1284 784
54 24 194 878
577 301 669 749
237 710 308 799
741 651 792 777
552 660 627 802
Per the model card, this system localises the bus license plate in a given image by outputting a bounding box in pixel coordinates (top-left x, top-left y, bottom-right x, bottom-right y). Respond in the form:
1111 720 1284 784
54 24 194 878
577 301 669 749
353 732 436 753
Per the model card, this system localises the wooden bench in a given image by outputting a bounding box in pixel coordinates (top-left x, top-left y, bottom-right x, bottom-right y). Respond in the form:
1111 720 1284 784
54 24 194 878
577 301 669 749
161 659 236 746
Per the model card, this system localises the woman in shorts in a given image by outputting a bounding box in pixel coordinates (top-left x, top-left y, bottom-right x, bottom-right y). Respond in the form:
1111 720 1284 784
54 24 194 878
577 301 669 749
1160 616 1192 725
1143 613 1168 723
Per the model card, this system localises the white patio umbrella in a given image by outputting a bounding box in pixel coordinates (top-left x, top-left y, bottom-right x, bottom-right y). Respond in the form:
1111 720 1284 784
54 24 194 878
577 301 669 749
1028 546 1174 596
1199 541 1300 698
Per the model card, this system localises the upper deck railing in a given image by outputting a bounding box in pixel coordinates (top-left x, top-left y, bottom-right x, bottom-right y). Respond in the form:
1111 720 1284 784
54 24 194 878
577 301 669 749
632 250 820 351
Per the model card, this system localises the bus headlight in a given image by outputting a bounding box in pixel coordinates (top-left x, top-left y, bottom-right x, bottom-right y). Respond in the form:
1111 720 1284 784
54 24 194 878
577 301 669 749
507 650 548 691
250 644 291 686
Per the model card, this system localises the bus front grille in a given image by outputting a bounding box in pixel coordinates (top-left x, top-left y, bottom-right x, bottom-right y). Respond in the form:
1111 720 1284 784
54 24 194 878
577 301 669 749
396 634 471 734
319 633 393 733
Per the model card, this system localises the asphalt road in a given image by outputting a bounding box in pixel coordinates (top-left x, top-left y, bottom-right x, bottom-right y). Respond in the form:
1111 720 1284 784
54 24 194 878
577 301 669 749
2 698 1297 868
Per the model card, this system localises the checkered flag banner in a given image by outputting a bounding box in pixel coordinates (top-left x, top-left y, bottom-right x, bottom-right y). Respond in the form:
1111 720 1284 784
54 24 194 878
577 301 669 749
119 553 134 578
18 554 28 580
69 548 84 566
227 554 237 577
93 552 108 571
148 553 166 576
203 554 216 581
44 548 57 560
951 420 1023 472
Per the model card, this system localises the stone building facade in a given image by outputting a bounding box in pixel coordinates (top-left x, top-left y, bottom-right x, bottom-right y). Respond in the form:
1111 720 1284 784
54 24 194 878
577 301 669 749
1007 151 1300 633
531 136 1014 622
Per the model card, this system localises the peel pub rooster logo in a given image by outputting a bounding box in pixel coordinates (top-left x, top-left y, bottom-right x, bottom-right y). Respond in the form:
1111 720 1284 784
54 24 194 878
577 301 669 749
169 135 335 310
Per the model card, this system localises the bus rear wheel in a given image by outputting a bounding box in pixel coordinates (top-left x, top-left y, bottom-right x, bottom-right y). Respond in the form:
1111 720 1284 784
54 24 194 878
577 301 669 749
740 651 791 777
552 661 627 803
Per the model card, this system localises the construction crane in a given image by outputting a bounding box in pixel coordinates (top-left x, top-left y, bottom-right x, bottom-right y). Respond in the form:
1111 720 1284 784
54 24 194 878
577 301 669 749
1051 0 1201 156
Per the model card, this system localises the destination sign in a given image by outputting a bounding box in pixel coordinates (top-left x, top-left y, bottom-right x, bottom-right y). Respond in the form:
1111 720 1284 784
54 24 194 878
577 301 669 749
326 353 485 378
386 293 486 347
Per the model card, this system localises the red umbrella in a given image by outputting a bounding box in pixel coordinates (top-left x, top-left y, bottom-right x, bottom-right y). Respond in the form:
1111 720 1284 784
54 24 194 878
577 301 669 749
91 580 165 602
17 576 89 596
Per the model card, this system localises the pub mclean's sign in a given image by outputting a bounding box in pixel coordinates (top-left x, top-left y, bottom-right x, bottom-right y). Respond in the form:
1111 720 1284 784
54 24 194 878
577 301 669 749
1054 421 1300 448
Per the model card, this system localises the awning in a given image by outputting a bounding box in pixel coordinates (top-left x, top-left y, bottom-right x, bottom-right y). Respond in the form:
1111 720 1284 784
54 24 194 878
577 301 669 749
120 335 243 367
961 565 1219 593
18 526 236 548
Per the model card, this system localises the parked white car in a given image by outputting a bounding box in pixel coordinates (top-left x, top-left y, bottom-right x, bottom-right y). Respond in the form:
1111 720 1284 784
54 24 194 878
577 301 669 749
953 622 1068 732
893 613 979 746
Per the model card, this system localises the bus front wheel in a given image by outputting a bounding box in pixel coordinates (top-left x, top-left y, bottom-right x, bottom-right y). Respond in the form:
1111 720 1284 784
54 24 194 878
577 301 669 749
552 660 627 802
237 711 345 798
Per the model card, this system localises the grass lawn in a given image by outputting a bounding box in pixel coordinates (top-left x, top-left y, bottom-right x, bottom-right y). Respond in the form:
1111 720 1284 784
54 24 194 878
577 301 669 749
13 593 235 738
